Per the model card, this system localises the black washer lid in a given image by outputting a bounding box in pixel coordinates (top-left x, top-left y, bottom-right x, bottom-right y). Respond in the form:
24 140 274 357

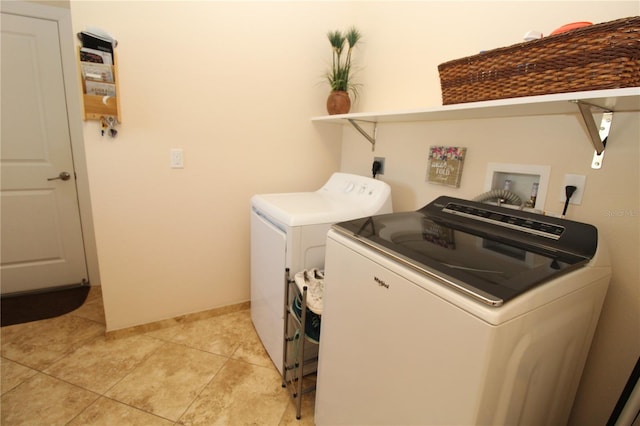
332 196 599 306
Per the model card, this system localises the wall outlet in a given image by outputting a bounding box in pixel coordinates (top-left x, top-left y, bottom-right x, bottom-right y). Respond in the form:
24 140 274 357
170 149 184 168
373 157 385 175
560 174 586 205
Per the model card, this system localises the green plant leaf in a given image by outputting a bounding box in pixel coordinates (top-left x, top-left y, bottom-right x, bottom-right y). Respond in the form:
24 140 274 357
325 27 361 99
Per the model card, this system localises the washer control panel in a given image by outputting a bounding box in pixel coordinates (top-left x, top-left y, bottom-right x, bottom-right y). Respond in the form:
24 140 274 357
443 202 565 240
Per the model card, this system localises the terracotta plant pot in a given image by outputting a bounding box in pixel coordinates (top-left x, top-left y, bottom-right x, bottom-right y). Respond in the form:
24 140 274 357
326 90 351 115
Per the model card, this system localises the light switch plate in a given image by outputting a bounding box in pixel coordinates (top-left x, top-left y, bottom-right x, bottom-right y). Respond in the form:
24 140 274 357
170 149 184 168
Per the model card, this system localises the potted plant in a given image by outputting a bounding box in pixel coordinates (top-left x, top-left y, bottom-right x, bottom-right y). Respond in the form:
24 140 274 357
325 27 361 115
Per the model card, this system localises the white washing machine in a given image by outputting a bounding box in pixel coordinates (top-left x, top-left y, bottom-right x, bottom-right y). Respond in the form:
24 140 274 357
315 196 611 426
250 172 392 373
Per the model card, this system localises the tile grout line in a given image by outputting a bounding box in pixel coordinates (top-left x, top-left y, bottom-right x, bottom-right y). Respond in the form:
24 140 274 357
174 353 233 424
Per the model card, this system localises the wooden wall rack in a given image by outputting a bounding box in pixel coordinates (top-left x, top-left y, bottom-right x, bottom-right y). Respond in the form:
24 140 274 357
78 48 121 124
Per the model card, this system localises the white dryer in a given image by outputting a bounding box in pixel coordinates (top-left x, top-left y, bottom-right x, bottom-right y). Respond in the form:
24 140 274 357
250 172 392 373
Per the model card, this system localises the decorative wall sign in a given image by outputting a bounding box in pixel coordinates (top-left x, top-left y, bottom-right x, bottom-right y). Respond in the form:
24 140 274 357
426 146 466 187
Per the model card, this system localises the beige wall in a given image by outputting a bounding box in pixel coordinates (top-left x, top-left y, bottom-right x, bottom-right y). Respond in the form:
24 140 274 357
69 1 349 330
66 1 638 425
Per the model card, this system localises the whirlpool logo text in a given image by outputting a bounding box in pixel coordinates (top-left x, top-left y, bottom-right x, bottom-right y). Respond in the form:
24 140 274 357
374 276 389 289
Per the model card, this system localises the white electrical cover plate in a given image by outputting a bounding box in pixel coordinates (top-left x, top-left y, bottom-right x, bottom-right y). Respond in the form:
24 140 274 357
170 149 184 168
560 174 586 205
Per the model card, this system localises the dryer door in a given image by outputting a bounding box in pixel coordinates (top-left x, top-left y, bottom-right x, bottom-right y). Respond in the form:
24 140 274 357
250 209 286 373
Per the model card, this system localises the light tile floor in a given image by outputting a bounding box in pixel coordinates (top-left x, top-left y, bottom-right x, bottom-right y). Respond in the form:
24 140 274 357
1 287 315 425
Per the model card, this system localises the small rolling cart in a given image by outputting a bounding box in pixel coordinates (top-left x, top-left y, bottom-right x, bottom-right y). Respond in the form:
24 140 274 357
281 268 320 420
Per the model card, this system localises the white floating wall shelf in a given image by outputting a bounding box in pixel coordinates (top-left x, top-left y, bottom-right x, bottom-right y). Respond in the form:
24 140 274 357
312 88 640 168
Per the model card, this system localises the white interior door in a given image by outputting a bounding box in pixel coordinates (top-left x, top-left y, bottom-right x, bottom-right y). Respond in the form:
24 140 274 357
1 11 88 295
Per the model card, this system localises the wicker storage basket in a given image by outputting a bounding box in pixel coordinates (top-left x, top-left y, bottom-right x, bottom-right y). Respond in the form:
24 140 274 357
438 16 640 105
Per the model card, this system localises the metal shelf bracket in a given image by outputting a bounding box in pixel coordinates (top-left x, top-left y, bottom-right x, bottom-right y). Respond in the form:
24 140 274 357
573 100 613 169
347 119 377 151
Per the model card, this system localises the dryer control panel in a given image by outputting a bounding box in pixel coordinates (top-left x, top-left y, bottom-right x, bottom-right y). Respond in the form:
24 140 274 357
251 172 392 227
321 172 391 200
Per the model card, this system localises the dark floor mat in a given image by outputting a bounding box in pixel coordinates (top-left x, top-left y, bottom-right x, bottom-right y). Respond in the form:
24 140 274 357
1 285 90 327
